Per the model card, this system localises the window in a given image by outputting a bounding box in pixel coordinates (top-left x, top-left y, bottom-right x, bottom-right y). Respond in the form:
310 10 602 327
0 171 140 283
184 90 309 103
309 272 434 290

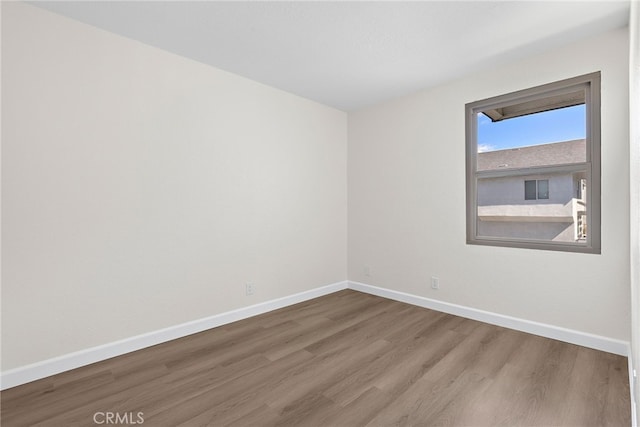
525 179 549 200
466 72 601 253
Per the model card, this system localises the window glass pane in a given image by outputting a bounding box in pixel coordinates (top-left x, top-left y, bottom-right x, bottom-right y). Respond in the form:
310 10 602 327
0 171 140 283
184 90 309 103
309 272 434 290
537 179 549 199
477 104 586 172
524 180 537 200
477 174 588 243
474 101 587 243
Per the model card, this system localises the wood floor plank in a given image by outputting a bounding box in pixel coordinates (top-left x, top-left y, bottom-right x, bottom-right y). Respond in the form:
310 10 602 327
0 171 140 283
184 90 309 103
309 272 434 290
140 349 316 426
263 298 389 361
1 290 630 426
265 339 391 411
366 327 499 426
559 347 627 427
317 306 460 407
322 386 395 427
461 334 558 426
224 404 281 427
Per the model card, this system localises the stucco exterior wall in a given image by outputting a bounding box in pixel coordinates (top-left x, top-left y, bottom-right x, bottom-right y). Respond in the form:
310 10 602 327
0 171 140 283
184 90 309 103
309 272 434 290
477 172 584 242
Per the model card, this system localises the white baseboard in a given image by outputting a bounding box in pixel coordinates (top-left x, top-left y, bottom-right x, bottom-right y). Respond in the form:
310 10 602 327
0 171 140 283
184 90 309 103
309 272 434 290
2 279 630 391
0 281 348 390
348 281 629 356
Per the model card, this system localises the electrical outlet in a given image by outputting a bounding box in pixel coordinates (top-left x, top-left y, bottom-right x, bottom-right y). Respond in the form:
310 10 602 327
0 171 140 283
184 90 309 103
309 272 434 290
364 265 371 277
245 282 255 296
431 277 440 290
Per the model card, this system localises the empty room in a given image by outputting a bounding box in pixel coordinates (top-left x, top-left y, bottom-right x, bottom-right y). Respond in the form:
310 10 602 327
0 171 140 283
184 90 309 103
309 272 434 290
2 1 639 426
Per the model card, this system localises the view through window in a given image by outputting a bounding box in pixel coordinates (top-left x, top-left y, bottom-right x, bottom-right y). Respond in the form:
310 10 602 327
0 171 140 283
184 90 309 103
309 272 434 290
466 73 600 253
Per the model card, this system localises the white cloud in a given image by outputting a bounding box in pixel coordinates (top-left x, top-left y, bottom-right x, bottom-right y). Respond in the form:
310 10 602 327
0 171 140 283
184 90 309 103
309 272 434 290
477 144 496 153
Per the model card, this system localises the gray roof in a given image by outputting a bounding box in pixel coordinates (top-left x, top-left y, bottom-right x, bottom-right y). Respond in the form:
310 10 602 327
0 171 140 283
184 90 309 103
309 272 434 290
477 139 586 171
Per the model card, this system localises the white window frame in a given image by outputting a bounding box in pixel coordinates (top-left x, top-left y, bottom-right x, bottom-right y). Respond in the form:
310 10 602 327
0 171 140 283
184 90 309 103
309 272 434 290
465 72 601 253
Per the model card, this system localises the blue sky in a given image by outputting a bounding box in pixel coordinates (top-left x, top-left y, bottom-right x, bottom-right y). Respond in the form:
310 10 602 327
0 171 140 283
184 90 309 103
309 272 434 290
477 104 586 153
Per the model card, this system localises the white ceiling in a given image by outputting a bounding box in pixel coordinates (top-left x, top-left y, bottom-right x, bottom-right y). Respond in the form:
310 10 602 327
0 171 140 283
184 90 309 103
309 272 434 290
32 1 630 111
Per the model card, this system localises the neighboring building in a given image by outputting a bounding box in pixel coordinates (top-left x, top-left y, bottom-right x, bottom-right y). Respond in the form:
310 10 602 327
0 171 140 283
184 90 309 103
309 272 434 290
476 139 587 242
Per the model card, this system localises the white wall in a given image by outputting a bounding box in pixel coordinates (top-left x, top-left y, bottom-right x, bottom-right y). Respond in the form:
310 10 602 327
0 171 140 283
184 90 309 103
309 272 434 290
1 1 633 386
628 1 640 423
1 2 347 371
348 27 630 341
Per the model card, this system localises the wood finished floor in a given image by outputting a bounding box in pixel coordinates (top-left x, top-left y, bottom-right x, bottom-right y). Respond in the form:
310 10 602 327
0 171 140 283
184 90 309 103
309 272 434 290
1 290 630 426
